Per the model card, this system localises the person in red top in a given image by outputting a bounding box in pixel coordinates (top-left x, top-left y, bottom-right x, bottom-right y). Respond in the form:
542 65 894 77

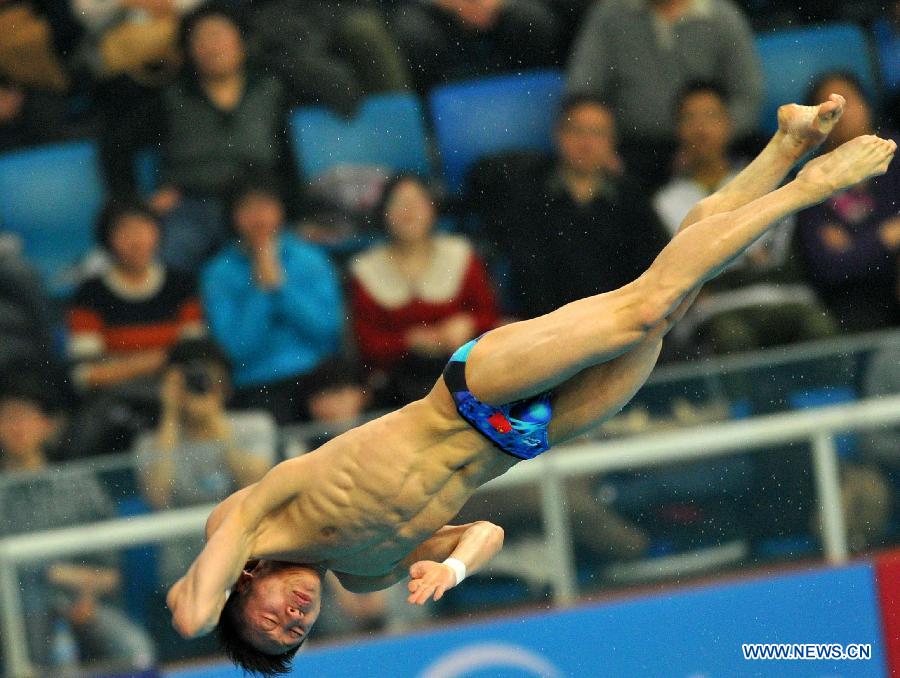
350 174 499 404
66 198 204 456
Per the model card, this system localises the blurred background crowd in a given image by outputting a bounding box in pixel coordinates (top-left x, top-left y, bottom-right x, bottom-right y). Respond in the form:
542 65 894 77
1 0 900 672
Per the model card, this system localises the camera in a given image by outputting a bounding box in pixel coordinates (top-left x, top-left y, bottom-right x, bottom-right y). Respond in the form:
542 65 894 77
182 363 213 395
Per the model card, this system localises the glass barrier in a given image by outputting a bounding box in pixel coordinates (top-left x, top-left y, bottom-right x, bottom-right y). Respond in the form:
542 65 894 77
1 330 898 672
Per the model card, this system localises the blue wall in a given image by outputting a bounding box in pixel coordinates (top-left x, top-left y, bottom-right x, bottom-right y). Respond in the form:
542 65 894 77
170 563 885 678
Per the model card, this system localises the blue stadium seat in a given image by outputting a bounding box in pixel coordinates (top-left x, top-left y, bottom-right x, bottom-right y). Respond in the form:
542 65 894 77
429 69 565 193
756 23 879 133
290 93 431 181
118 497 159 625
0 141 105 293
873 19 900 93
135 146 162 197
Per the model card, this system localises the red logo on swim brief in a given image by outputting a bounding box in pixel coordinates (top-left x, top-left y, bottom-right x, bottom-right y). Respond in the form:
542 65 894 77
487 412 513 434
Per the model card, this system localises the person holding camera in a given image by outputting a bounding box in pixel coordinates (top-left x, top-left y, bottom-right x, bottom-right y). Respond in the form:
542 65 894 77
134 338 276 587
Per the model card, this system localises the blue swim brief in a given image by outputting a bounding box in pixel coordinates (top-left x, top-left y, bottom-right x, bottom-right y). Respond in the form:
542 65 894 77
442 336 553 460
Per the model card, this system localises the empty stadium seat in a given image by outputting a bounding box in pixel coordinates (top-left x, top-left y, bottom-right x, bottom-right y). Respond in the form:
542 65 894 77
0 141 105 293
756 23 879 133
429 70 564 193
290 93 431 181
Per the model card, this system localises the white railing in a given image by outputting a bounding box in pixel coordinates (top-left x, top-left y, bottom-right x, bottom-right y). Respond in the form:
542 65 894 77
2 395 900 677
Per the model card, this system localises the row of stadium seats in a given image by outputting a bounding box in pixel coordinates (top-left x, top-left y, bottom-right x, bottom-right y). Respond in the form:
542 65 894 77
0 22 880 293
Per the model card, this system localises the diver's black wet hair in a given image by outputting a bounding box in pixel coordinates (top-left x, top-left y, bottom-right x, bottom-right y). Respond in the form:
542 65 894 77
217 590 303 677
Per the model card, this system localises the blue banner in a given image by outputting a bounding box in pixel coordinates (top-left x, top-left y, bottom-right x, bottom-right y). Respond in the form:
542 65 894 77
170 563 885 678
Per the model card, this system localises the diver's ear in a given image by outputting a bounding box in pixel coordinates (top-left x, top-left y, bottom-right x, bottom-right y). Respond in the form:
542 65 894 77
234 569 254 593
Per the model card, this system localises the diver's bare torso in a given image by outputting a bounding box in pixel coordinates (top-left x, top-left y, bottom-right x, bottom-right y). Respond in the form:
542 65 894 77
240 378 518 577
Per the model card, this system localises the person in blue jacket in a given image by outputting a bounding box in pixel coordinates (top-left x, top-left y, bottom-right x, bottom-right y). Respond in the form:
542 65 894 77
202 178 349 424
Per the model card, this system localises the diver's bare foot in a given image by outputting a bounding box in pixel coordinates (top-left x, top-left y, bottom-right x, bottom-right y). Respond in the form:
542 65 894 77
777 94 845 158
796 135 897 200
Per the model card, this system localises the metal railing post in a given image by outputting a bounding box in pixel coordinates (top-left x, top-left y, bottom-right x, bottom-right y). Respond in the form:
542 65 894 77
811 432 849 564
539 461 577 605
0 552 32 677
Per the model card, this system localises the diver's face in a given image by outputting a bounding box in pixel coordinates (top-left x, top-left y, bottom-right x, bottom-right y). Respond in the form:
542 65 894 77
238 562 322 653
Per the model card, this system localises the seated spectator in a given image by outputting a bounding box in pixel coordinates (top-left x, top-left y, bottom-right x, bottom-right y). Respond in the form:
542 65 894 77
0 234 59 371
71 0 203 82
565 0 763 189
0 76 73 151
67 199 203 456
654 81 837 355
203 178 362 424
350 174 499 404
245 0 411 115
148 4 294 272
134 338 274 585
391 0 560 94
796 73 900 332
0 368 155 670
808 339 900 553
471 95 668 319
0 1 72 92
75 0 203 197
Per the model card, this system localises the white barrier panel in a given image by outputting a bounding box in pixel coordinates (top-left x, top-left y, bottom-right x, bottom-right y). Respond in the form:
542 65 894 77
2 394 900 676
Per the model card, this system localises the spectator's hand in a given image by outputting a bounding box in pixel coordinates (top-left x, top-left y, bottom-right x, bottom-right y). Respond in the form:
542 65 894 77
878 217 900 250
777 94 845 158
122 0 174 16
820 223 852 252
438 313 477 349
48 563 119 596
160 368 185 418
149 186 181 215
251 237 284 290
406 326 446 356
440 0 504 30
191 393 231 440
407 560 456 605
67 591 98 626
308 386 367 424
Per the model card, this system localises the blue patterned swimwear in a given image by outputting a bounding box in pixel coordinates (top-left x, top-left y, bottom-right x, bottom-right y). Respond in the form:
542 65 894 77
442 336 553 460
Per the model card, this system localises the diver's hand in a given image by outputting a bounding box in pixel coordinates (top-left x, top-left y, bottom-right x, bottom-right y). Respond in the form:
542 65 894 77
406 560 457 605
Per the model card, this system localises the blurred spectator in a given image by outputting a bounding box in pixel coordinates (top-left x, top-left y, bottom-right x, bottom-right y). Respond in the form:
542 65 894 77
134 338 274 585
148 4 294 272
875 1 900 96
863 339 900 471
244 0 411 114
470 95 668 318
850 339 900 553
810 339 900 552
0 368 155 670
565 0 762 189
67 199 203 456
391 0 560 94
72 0 203 81
654 81 837 355
0 235 59 371
0 77 72 151
76 0 204 198
202 178 362 424
0 1 72 92
456 480 649 563
796 73 900 332
350 174 498 404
